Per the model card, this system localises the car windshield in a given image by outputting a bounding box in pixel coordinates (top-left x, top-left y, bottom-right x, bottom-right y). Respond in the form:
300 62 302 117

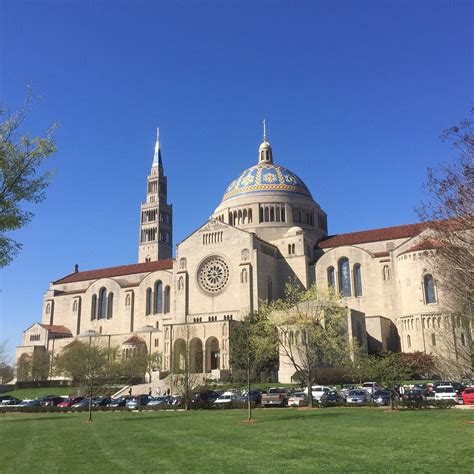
464 389 474 394
292 393 305 398
436 388 455 393
362 383 375 387
406 390 421 395
349 390 365 396
374 390 389 396
269 389 285 394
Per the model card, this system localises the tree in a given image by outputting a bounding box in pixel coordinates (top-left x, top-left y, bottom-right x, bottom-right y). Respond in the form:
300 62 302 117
16 349 50 382
170 324 202 411
230 311 278 421
417 108 473 377
54 339 111 422
268 281 351 408
367 352 411 409
401 351 437 379
0 341 13 383
0 91 57 267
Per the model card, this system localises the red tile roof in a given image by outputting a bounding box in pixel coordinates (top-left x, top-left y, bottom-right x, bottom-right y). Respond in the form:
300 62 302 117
318 222 429 249
400 238 444 255
54 259 174 284
39 324 72 335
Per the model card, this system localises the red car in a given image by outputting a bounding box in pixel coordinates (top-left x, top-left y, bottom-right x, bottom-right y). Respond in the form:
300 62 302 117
461 388 474 405
57 397 85 407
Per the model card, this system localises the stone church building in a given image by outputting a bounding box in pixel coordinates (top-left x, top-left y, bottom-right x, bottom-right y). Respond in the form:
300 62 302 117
16 129 471 383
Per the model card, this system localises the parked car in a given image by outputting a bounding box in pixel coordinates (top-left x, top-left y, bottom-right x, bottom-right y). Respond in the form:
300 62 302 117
148 397 169 407
288 392 308 407
402 389 424 403
57 397 85 408
191 390 220 408
346 390 371 404
72 398 91 409
214 393 239 408
372 390 392 406
18 399 42 407
126 395 153 409
108 397 130 408
320 391 344 406
361 382 382 395
40 396 65 407
310 386 332 401
261 387 290 407
434 386 458 404
0 397 22 406
461 388 474 405
92 397 112 407
340 385 358 400
238 390 263 404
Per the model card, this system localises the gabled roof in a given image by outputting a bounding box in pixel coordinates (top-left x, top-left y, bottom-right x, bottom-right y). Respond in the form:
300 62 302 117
399 238 444 256
318 222 429 249
39 324 72 335
54 259 174 284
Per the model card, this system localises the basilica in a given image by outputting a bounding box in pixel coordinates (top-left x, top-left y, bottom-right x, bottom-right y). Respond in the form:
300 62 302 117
15 128 471 383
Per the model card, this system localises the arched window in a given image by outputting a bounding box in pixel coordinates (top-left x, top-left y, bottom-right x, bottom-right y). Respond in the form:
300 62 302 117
73 300 78 312
125 294 131 307
353 264 363 297
281 207 286 222
91 295 97 320
98 288 107 319
164 286 171 313
327 267 335 289
407 335 411 349
45 303 51 314
423 274 436 304
154 280 163 314
107 293 114 319
248 208 253 223
338 258 351 297
146 288 152 315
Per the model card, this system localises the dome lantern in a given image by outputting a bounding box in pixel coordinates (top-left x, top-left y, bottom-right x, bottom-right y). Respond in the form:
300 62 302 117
258 119 273 164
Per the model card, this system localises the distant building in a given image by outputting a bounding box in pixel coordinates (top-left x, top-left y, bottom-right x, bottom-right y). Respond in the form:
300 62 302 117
15 128 472 383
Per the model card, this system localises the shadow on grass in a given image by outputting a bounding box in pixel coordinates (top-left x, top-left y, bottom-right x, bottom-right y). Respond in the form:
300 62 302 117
1 415 74 423
254 411 346 423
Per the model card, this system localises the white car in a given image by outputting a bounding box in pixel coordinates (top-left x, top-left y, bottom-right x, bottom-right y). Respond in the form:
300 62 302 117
361 382 381 395
309 386 332 401
288 392 308 407
434 386 459 403
214 393 238 407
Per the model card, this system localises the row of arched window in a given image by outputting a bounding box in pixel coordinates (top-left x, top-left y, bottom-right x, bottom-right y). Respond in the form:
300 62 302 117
91 288 114 320
293 208 313 226
145 280 171 315
259 204 286 223
327 258 363 297
229 208 253 225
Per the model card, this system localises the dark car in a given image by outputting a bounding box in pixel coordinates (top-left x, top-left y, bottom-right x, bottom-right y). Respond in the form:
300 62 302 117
372 390 392 406
92 397 112 407
126 395 153 410
40 396 65 407
0 396 22 406
402 389 424 403
191 390 220 408
108 397 130 408
18 399 42 407
238 390 263 404
320 391 344 406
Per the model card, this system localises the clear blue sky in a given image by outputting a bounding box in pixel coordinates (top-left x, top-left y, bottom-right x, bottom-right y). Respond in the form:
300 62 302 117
0 0 472 358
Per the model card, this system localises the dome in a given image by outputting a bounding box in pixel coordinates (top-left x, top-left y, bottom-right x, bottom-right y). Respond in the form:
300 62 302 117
221 163 313 203
284 226 304 236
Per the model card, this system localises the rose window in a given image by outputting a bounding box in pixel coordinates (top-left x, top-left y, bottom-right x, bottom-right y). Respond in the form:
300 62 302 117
198 256 230 294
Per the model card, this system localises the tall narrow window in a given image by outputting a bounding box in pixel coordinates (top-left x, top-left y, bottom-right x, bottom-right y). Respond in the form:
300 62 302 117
146 288 152 315
107 293 114 319
431 333 436 346
353 264 363 297
154 281 163 314
407 335 411 349
281 207 286 222
267 278 273 301
423 274 436 304
98 288 107 319
338 258 351 297
164 286 171 313
91 295 97 320
327 267 335 289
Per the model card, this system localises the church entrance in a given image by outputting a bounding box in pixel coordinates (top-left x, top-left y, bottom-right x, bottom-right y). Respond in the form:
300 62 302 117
205 337 220 372
189 337 203 373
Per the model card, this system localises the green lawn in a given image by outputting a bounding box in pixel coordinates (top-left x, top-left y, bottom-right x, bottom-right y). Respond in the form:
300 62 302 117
1 408 472 473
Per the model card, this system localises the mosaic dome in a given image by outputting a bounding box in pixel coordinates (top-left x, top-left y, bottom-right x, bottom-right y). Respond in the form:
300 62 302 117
221 163 312 202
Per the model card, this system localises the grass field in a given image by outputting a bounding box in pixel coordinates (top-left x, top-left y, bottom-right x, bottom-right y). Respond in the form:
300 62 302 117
1 387 82 400
1 407 472 473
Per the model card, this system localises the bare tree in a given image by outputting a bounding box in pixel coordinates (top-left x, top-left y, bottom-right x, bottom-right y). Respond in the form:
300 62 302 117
268 282 351 408
418 108 473 377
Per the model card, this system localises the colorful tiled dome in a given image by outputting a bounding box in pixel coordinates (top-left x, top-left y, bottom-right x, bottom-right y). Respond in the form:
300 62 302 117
222 163 312 202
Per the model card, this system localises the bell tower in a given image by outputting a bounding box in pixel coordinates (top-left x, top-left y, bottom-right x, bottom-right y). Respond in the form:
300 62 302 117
138 128 173 263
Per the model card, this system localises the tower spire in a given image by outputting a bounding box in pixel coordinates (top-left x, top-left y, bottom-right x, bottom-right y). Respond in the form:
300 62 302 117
263 119 267 142
258 119 273 164
152 127 162 167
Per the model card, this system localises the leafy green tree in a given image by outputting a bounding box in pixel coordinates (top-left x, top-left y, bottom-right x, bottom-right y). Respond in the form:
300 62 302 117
16 349 50 382
55 339 111 422
0 92 57 267
268 281 351 408
230 311 278 420
0 341 14 383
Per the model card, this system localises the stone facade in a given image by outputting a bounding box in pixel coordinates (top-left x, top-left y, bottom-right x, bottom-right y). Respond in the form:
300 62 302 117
15 130 472 383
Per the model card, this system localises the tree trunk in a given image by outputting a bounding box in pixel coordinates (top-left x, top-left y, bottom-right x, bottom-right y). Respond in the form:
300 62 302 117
247 360 251 421
88 381 93 423
307 374 313 408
